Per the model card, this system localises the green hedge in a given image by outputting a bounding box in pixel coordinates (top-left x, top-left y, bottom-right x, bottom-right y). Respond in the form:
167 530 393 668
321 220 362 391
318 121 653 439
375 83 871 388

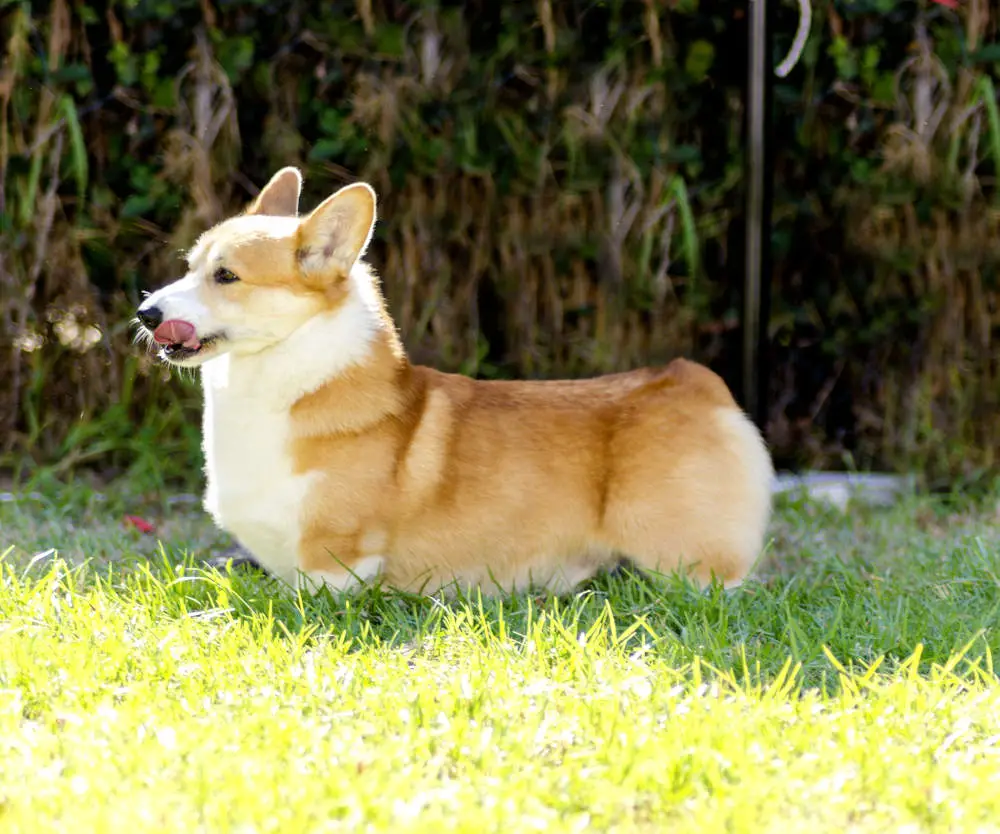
1 0 998 487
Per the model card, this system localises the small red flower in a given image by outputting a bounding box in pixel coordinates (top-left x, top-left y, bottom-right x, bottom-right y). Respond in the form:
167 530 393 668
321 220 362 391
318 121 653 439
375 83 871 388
124 514 156 535
930 0 959 8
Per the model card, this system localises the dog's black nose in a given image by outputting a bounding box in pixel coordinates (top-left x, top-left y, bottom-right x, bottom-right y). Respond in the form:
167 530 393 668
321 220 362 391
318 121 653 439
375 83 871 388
137 306 163 330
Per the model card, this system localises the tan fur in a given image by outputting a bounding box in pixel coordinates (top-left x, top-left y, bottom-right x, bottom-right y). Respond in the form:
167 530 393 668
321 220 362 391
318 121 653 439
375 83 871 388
142 169 774 595
292 335 769 592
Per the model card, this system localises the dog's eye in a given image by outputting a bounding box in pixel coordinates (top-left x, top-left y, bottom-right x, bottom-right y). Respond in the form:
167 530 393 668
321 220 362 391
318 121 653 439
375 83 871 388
214 267 240 285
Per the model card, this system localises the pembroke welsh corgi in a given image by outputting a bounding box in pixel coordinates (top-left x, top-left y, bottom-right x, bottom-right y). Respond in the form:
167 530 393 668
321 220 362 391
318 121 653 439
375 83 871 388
136 168 774 596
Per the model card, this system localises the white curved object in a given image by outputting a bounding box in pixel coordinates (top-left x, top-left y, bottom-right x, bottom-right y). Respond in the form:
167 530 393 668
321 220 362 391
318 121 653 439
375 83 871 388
776 0 812 78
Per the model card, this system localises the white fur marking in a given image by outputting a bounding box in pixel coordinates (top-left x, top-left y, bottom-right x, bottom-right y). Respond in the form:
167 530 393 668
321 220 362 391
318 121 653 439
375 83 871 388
300 556 385 594
712 407 774 588
144 274 209 325
201 267 383 585
244 277 381 407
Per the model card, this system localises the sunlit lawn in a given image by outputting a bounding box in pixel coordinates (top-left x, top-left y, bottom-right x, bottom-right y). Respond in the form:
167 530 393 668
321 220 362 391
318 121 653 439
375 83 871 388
1 481 999 832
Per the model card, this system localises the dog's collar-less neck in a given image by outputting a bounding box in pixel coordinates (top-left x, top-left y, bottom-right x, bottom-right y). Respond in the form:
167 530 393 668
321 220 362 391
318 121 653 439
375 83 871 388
208 274 409 434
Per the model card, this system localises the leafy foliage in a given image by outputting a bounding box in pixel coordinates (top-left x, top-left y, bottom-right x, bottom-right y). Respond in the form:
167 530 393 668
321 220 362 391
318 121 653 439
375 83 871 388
1 0 998 486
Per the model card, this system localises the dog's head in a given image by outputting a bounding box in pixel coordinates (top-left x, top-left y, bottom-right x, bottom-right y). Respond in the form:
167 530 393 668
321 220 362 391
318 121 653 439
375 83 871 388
136 168 376 367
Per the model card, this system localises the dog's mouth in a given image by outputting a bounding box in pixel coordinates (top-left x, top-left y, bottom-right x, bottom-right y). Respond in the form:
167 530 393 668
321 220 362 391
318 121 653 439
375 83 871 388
152 319 222 361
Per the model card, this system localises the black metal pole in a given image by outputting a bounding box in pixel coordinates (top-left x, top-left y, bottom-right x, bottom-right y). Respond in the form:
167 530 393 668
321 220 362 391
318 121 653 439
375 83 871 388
744 0 774 429
758 0 775 431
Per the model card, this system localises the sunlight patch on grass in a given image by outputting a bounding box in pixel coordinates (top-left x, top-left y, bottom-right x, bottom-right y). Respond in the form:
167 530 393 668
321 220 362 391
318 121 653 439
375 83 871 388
0 484 999 830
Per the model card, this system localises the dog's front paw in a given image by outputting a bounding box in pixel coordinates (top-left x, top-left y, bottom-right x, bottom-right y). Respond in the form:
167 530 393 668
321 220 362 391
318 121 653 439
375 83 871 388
204 543 268 576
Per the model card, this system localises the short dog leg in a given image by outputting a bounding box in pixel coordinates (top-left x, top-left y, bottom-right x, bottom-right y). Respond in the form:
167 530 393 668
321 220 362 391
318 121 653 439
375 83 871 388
205 540 269 575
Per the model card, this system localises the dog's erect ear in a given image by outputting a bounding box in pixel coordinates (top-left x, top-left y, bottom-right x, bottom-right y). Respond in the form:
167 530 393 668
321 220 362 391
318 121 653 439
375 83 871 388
246 167 302 217
295 182 376 281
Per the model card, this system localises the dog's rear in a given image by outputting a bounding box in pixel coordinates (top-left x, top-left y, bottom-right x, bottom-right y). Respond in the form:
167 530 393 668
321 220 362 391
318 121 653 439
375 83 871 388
600 359 773 587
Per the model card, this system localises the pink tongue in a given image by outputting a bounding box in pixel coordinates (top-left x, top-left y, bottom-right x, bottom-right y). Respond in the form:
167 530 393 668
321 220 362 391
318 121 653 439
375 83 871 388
153 319 201 349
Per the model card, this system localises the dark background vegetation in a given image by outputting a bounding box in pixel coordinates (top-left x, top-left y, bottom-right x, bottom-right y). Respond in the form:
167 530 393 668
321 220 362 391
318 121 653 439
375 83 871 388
1 0 998 490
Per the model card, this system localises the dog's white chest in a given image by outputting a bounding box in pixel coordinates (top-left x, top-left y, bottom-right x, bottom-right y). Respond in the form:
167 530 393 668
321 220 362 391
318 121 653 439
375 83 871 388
200 356 311 583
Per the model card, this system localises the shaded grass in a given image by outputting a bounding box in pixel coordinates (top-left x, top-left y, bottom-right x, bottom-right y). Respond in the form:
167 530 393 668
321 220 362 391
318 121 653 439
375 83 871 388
1 482 999 830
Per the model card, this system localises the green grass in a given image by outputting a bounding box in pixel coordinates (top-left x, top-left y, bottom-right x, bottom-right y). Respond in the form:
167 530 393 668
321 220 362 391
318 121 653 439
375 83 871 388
1 481 1000 831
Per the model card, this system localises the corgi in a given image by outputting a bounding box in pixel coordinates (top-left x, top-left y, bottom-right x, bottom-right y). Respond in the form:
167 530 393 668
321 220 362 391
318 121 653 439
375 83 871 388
136 167 774 596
